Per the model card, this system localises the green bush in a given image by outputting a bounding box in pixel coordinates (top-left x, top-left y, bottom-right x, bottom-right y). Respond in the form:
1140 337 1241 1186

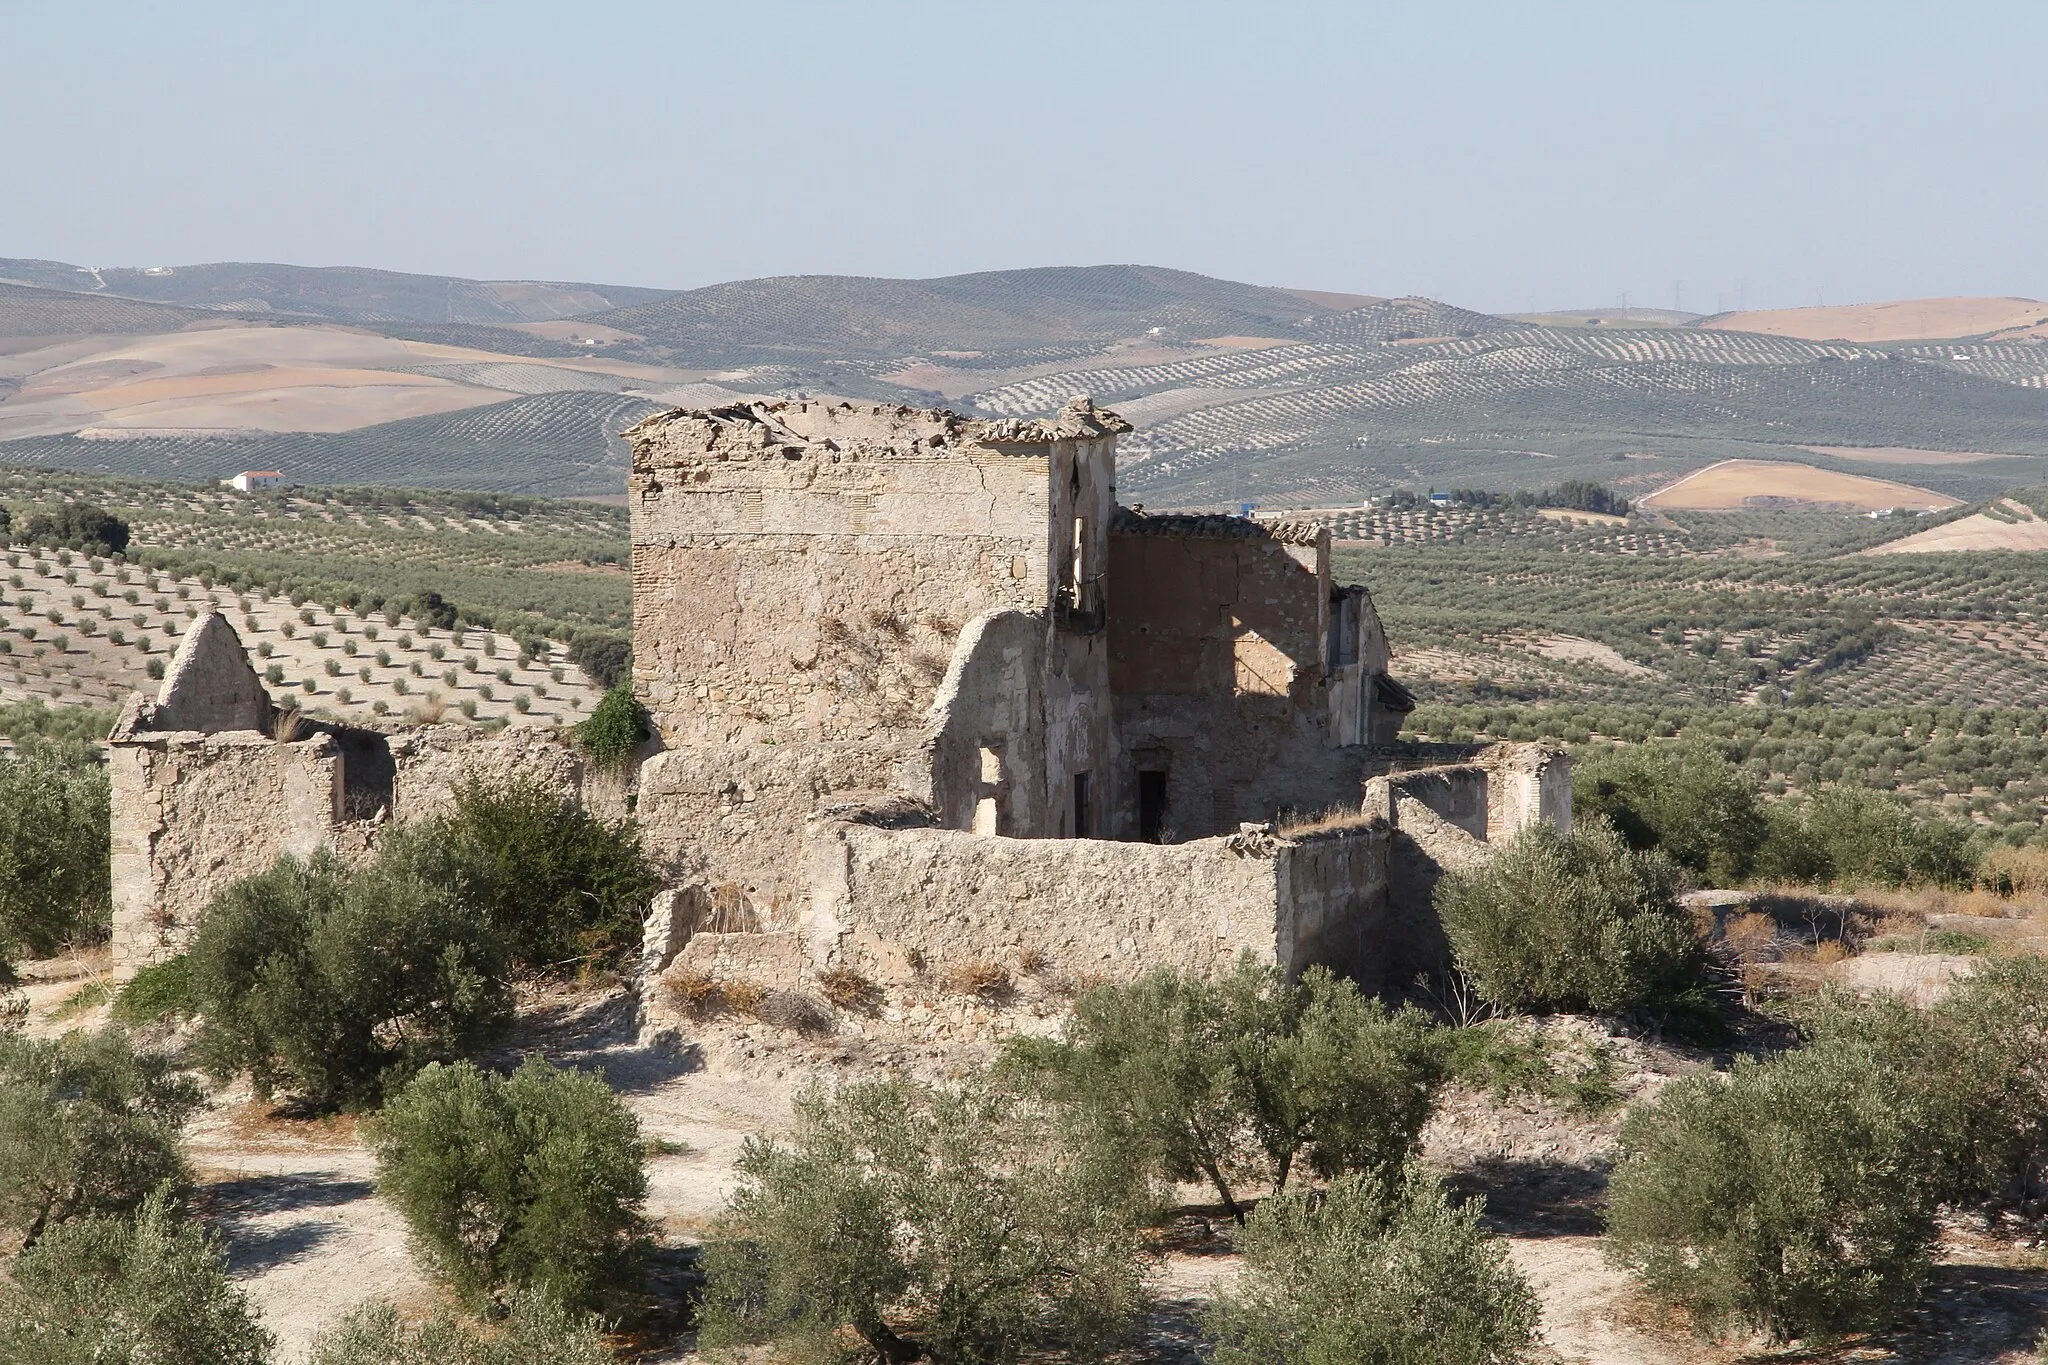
0 741 111 961
424 777 660 969
370 1057 649 1316
573 685 647 770
1435 820 1706 1017
0 1188 272 1365
1605 1034 1947 1341
189 841 511 1109
1896 958 2048 1205
1005 961 1441 1219
567 632 631 690
0 1029 199 1250
20 504 130 557
1573 740 1767 884
1757 785 1980 889
305 1293 613 1365
700 1078 1145 1365
111 954 198 1026
1204 1162 1537 1365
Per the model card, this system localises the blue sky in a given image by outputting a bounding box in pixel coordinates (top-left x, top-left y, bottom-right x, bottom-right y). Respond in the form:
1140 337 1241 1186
4 1 2044 312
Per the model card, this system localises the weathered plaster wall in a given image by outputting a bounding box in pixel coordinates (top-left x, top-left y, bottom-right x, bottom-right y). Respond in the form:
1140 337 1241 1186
1107 514 1369 838
110 732 340 976
808 820 1286 984
804 817 1392 986
627 399 1127 906
387 724 586 821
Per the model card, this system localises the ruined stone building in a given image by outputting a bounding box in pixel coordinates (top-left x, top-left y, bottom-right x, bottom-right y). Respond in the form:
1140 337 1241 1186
110 395 1569 998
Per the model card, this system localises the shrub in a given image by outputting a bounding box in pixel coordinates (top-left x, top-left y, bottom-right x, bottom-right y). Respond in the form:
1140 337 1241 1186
410 590 459 630
19 504 130 556
1435 820 1706 1017
0 1189 272 1365
111 953 199 1026
423 776 660 969
1574 740 1767 883
371 1058 649 1315
1006 961 1441 1218
0 1029 200 1249
568 632 631 690
573 685 647 769
699 1079 1145 1365
305 1293 614 1365
188 841 512 1109
1204 1162 1537 1365
0 741 111 959
816 964 881 1012
1910 958 2048 1204
1605 1034 1947 1341
1758 785 1979 889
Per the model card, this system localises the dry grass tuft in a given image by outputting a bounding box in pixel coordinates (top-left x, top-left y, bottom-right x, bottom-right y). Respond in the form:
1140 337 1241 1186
663 967 722 1017
945 959 1010 999
815 965 881 1012
1016 946 1048 976
720 978 768 1014
1276 805 1378 837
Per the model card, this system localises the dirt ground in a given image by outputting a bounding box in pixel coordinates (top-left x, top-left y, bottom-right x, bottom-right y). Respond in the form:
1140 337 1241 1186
1703 298 2048 344
18 959 2048 1364
1866 502 2048 555
1639 460 1961 513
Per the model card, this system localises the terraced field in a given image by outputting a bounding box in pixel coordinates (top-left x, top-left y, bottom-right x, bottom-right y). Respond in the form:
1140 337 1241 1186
0 546 604 726
0 391 666 495
0 469 633 640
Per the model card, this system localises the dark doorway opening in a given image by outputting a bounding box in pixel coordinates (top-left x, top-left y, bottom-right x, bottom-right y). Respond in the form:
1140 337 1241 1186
1072 771 1093 839
1138 770 1168 842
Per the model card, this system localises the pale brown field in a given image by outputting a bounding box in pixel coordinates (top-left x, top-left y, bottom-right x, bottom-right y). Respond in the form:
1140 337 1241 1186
1800 444 2015 466
1704 296 2048 342
1639 459 1959 512
1866 501 2048 554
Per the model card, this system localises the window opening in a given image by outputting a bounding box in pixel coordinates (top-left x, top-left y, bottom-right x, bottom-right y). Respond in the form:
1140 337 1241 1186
1072 771 1093 839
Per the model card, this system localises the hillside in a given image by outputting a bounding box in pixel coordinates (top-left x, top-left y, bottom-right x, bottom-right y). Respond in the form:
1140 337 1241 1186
588 264 1324 362
1703 296 2048 343
0 257 674 326
8 257 2048 501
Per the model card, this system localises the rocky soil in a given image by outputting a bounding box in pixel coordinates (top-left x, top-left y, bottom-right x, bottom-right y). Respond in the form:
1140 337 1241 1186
18 958 2048 1363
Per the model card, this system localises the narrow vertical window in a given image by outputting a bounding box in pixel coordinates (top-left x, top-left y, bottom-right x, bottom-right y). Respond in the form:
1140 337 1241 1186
1072 771 1093 839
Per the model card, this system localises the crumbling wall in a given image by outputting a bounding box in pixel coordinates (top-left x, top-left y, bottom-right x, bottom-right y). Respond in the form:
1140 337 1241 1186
804 816 1394 987
1362 765 1489 840
628 398 1127 905
386 724 584 822
1273 824 1394 986
1107 514 1368 838
912 609 1049 834
1479 742 1572 840
807 820 1287 984
109 732 340 976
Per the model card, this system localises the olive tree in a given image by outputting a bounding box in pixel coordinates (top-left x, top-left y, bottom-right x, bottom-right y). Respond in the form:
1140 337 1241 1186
1605 1034 1948 1341
1004 961 1442 1220
370 1057 649 1316
1205 1162 1537 1365
189 839 511 1110
0 1028 199 1250
699 1078 1147 1365
1435 819 1706 1017
0 1188 272 1365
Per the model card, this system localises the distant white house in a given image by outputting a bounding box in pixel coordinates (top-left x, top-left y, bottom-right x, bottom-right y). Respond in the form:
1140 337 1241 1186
225 470 285 492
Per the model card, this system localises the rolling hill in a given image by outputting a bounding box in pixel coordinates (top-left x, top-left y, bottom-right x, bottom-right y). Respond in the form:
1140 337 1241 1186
6 254 2048 503
0 257 674 326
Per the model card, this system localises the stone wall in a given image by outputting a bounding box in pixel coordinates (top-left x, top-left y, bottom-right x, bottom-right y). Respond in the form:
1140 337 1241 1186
109 731 340 975
627 398 1128 906
802 816 1390 987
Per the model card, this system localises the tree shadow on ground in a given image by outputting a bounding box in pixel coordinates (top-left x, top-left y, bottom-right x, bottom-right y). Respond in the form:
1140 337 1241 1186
1862 1260 2048 1365
492 987 704 1094
199 1171 375 1274
1447 1154 1610 1238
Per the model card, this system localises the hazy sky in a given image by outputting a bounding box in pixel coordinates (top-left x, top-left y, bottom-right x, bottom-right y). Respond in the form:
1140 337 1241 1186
5 1 2045 314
